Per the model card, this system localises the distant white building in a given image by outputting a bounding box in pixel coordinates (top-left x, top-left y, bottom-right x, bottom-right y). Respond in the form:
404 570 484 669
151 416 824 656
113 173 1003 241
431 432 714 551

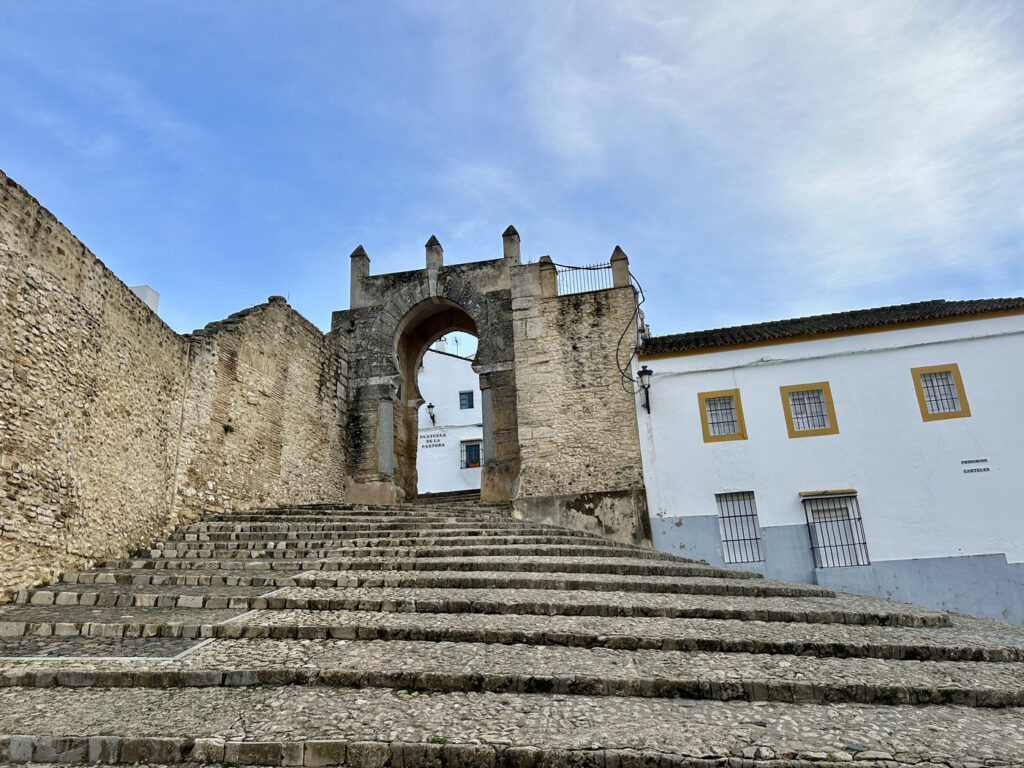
416 339 483 494
636 299 1024 624
129 285 159 313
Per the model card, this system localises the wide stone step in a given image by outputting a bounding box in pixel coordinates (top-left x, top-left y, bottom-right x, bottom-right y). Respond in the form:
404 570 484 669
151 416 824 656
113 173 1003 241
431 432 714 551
125 548 720 573
0 635 206 659
102 555 756 579
178 520 534 534
204 510 511 523
200 515 515 527
140 544 668 561
245 588 947 626
3 638 1022 707
0 590 948 637
8 606 1010 662
2 686 1023 765
159 534 624 550
167 526 604 542
23 572 829 609
60 567 760 590
412 490 482 504
0 611 1018 663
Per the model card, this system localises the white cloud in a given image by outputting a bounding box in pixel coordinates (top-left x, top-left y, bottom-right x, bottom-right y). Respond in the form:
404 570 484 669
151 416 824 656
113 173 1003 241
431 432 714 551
495 0 1024 295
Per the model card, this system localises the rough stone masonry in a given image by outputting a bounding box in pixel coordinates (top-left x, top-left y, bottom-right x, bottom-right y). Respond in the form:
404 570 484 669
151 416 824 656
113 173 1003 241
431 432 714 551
0 168 648 598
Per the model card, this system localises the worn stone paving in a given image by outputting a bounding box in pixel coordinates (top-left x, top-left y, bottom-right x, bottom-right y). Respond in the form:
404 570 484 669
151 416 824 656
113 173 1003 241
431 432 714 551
31 572 830 598
10 607 1014 659
0 637 201 658
1 501 1022 767
255 586 949 624
3 638 1023 707
2 686 1024 764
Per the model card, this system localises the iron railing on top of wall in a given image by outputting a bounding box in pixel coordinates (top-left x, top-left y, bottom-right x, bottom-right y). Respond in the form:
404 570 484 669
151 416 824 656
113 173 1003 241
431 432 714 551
555 262 614 296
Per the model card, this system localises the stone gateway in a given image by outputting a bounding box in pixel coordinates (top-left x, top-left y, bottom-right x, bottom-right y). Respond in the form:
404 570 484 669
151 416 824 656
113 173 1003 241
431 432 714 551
0 168 648 599
337 229 649 546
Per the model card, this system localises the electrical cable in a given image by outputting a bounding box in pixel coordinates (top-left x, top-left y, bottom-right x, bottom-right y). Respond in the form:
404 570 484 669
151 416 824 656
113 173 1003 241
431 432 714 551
549 261 648 395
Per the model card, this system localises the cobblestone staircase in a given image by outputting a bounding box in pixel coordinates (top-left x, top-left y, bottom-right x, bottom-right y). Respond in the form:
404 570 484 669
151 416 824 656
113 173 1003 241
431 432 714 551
1 500 1023 767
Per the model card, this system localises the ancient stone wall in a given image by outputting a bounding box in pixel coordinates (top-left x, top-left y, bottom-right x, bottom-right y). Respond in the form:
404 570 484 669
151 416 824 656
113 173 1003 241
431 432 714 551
510 271 651 544
174 299 347 520
0 170 347 599
0 172 190 597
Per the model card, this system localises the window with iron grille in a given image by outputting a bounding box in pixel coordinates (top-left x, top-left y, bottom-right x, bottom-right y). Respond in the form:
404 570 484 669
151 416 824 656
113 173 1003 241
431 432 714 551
801 493 869 568
715 492 764 563
461 441 481 468
780 382 839 438
911 364 970 421
459 391 474 410
697 389 746 442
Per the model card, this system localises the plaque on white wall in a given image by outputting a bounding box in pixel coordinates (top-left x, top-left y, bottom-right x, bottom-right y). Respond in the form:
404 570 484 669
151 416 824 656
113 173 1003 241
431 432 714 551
420 430 447 449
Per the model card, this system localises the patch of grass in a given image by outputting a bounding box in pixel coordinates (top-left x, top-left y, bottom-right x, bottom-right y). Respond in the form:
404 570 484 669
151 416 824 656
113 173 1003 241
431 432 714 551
427 737 450 745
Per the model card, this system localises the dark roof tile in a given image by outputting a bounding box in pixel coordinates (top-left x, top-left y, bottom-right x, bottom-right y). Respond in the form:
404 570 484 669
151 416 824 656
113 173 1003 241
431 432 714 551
643 298 1024 356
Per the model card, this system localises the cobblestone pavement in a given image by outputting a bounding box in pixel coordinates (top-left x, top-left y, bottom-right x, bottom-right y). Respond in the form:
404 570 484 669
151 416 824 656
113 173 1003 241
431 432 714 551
2 686 1024 764
0 637 201 658
1 501 1022 767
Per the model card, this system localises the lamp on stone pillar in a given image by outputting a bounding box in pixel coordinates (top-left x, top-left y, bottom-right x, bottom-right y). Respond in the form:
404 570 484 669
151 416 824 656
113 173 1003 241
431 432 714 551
637 365 653 413
427 403 436 425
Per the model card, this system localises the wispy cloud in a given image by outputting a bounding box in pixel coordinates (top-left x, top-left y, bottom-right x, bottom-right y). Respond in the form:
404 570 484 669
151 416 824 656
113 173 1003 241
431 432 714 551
488 0 1024 304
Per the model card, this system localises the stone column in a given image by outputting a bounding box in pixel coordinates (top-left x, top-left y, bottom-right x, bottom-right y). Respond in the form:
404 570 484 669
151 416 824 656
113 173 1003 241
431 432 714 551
502 226 521 265
610 246 630 288
349 246 370 309
478 367 520 503
425 236 444 271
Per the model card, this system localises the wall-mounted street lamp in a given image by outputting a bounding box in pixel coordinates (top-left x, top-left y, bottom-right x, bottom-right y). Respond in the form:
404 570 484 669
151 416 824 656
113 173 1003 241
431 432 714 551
637 366 653 413
427 403 436 425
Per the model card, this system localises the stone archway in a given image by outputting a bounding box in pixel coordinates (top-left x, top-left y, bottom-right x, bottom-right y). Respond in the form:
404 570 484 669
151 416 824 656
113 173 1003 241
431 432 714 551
330 230 651 546
334 234 521 505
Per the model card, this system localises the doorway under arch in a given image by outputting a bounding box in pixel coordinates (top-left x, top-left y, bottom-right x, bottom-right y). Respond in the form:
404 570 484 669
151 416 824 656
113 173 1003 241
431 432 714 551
414 332 482 495
391 298 481 500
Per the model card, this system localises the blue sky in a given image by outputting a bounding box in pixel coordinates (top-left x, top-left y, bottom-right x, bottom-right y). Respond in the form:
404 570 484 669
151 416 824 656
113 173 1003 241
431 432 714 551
2 1 1022 338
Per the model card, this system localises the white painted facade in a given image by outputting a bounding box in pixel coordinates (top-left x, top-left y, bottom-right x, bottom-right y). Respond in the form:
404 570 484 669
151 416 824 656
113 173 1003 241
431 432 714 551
636 311 1024 623
415 342 483 494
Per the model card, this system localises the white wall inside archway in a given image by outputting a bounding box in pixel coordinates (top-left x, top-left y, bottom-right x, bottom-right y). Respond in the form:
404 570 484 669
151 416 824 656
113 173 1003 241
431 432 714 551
415 337 483 493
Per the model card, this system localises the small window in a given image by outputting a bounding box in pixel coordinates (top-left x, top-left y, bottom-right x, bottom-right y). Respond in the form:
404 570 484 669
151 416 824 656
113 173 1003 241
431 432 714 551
780 382 839 438
459 391 474 410
461 441 481 468
715 492 765 563
911 364 970 421
801 492 869 568
697 389 746 442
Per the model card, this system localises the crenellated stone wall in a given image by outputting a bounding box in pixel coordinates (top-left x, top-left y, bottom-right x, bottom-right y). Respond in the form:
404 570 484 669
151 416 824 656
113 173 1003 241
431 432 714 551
0 170 346 599
175 299 347 520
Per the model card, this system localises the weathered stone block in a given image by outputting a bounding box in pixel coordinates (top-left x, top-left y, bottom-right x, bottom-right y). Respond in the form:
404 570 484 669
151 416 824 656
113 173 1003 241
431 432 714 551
348 741 391 768
304 739 347 766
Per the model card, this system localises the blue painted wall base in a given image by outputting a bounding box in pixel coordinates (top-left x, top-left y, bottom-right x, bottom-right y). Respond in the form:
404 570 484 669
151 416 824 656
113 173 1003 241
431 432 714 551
651 515 1024 626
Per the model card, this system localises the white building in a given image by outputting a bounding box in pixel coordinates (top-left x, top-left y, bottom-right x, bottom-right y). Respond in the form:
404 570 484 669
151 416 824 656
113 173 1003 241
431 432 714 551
636 299 1024 624
415 340 483 494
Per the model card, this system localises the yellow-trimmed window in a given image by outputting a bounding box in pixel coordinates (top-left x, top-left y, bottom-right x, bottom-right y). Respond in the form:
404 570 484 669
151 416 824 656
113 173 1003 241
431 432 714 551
698 389 747 442
779 382 839 438
911 363 970 421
